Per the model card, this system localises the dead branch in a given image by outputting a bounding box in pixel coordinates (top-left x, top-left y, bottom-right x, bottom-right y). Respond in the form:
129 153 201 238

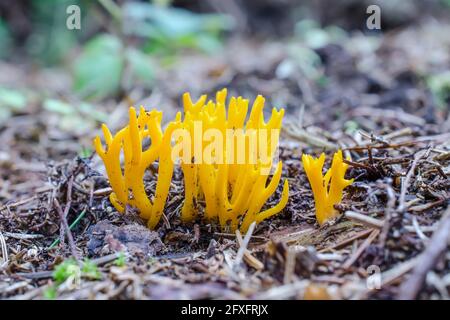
397 206 450 299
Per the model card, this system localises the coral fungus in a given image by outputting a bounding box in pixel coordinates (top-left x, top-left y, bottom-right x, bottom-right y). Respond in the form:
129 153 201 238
178 89 289 232
302 150 353 225
94 89 289 232
94 106 181 229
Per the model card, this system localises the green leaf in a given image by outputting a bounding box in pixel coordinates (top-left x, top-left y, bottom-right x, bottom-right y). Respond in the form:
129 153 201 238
53 259 80 283
26 0 81 65
114 252 127 267
43 285 57 300
125 48 155 88
295 19 347 49
79 146 93 158
60 114 92 133
52 258 101 283
0 87 26 125
427 71 450 109
194 34 223 54
344 120 359 134
81 259 101 280
73 34 124 100
287 44 323 81
123 3 233 53
0 19 11 59
43 99 75 115
43 99 105 133
0 87 27 110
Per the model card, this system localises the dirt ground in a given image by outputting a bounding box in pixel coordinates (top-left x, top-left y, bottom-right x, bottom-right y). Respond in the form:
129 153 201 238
0 3 449 300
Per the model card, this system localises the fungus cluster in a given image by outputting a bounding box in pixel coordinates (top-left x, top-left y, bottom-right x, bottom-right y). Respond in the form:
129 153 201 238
94 89 289 232
95 90 353 231
178 89 289 232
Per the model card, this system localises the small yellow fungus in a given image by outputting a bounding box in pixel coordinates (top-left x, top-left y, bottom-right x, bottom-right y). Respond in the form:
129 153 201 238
94 106 181 229
302 150 353 225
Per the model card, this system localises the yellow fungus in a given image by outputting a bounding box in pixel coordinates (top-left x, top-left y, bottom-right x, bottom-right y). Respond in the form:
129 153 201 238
95 89 289 232
94 106 181 229
179 89 289 233
302 150 353 225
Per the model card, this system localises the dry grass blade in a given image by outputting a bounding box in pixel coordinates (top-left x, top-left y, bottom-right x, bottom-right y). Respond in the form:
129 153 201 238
53 198 78 259
2 232 44 240
235 228 264 270
342 229 380 270
234 222 256 271
282 121 337 149
344 211 384 229
0 231 8 269
397 149 428 212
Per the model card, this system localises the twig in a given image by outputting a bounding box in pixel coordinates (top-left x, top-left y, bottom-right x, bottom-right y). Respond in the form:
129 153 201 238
411 216 428 241
93 187 112 196
382 127 413 140
49 208 87 249
0 231 8 269
352 107 425 126
355 256 420 299
381 257 419 287
345 211 384 229
89 252 123 266
53 198 78 259
409 199 446 212
214 232 267 241
404 224 436 233
342 229 380 269
397 149 427 212
344 141 417 151
379 182 396 247
234 222 256 270
235 230 264 270
2 232 44 240
2 196 37 210
283 122 337 149
10 270 53 280
283 246 297 284
397 207 450 299
359 130 389 146
319 228 373 253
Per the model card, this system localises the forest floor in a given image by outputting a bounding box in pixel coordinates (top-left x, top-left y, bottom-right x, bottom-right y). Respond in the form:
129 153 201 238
0 17 449 300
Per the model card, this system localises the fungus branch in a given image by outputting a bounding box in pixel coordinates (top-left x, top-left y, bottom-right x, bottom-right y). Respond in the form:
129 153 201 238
94 106 181 228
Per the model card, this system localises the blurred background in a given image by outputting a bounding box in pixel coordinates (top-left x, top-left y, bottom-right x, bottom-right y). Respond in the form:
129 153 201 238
0 0 449 169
